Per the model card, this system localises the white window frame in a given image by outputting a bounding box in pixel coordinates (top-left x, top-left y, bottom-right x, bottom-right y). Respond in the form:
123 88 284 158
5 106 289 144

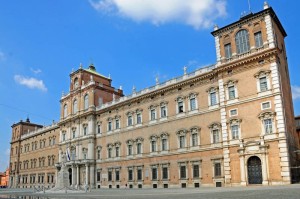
84 94 89 110
258 111 276 135
208 123 222 144
261 101 271 110
73 99 78 114
160 132 169 152
149 135 158 153
160 102 168 119
176 97 185 114
176 130 187 150
188 93 198 112
190 127 200 147
254 70 271 94
229 109 238 117
207 87 219 107
228 118 242 140
136 109 143 125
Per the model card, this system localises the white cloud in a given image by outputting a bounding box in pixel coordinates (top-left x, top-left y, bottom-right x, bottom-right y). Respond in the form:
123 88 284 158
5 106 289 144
89 0 227 29
292 85 300 100
14 75 47 92
30 68 42 74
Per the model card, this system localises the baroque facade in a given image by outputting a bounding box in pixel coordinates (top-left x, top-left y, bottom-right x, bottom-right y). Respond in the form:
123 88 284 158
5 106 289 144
9 3 300 188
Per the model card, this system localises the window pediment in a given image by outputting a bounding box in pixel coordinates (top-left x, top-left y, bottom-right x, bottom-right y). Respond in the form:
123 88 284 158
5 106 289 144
258 111 276 119
227 118 242 125
176 129 187 136
149 135 159 141
254 70 271 78
208 122 221 129
160 132 169 138
135 137 144 142
126 139 135 145
206 86 219 93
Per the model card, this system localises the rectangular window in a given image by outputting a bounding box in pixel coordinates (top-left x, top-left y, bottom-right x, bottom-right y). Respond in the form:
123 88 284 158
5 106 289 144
161 106 167 118
212 129 219 143
97 150 101 159
262 102 271 110
128 169 133 181
179 136 185 148
97 171 101 181
193 165 200 178
115 147 119 157
137 143 142 154
259 77 268 92
190 98 196 111
210 92 217 106
137 113 142 124
108 121 112 131
115 170 120 181
137 169 142 181
178 101 184 113
214 163 221 177
151 109 156 120
72 131 76 139
108 148 112 158
115 119 120 129
83 126 87 136
151 141 156 152
228 86 235 100
128 145 133 155
152 168 157 180
127 116 133 126
264 119 273 134
254 31 263 48
97 125 101 134
180 166 186 179
192 134 198 146
162 167 168 179
230 109 237 116
108 171 112 181
231 125 239 139
224 43 232 59
162 139 167 151
62 133 66 141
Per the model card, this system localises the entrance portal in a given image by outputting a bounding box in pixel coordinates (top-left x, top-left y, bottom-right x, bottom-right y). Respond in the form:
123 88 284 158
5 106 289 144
247 156 262 184
68 168 72 185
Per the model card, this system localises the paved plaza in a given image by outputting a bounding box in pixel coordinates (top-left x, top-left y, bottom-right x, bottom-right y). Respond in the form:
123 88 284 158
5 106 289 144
0 184 300 199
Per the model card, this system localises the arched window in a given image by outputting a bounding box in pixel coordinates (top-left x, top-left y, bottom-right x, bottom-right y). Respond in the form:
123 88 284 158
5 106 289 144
84 94 89 110
74 77 79 89
235 29 250 54
73 99 78 114
63 104 67 118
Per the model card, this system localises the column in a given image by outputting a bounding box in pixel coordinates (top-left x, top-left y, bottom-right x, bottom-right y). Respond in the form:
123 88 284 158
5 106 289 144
59 148 62 162
85 164 89 185
261 154 268 185
76 165 80 188
90 166 95 189
239 155 246 186
72 165 75 187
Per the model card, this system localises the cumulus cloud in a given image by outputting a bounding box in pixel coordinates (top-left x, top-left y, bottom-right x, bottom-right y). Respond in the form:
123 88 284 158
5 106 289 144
89 0 227 29
30 68 42 74
292 85 300 100
14 75 47 92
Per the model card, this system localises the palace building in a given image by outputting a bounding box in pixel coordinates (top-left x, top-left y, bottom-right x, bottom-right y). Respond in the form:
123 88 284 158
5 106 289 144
9 2 300 189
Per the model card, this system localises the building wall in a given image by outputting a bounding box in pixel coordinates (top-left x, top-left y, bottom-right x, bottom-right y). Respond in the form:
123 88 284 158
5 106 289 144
9 4 299 189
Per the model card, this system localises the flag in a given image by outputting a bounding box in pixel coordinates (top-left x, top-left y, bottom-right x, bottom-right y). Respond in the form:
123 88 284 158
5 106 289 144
66 148 71 161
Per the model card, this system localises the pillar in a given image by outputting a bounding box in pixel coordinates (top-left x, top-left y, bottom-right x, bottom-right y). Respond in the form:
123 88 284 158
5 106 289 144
76 165 80 188
261 154 268 185
85 164 89 185
90 166 95 189
239 155 246 186
72 165 75 187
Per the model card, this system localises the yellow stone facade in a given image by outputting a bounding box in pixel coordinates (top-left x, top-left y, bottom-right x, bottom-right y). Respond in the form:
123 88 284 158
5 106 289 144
9 4 300 189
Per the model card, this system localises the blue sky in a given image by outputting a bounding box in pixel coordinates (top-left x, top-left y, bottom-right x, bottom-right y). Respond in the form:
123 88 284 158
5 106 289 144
0 0 299 171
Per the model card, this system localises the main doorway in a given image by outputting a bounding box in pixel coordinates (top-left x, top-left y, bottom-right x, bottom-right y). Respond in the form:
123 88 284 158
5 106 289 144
68 168 72 185
247 156 262 184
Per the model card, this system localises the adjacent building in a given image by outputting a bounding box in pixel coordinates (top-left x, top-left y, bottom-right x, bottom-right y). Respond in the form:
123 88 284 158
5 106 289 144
0 168 9 187
9 2 300 188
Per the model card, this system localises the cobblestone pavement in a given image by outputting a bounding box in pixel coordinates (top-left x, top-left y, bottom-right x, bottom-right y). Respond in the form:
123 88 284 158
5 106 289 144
0 184 300 199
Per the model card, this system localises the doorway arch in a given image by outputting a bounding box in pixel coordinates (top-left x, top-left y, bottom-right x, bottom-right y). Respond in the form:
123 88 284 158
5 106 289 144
247 156 262 184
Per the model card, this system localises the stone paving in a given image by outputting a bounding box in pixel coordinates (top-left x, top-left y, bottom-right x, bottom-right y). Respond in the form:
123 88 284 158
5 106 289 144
0 184 300 199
